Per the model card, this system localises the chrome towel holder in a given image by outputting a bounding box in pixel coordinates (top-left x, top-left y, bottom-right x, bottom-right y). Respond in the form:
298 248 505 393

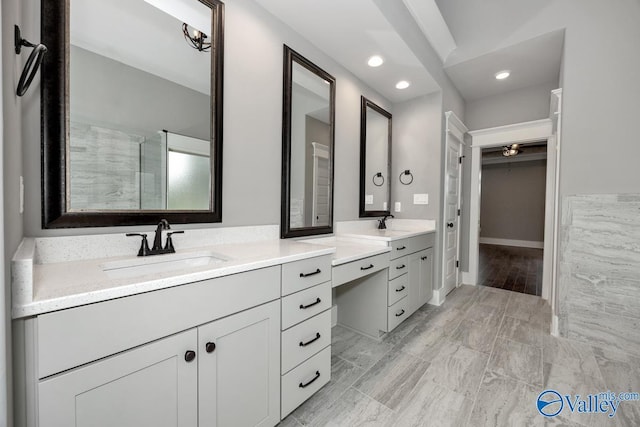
14 25 47 97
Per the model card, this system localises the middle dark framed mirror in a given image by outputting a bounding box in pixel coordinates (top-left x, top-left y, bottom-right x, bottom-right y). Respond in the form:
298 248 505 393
360 97 392 217
281 46 336 239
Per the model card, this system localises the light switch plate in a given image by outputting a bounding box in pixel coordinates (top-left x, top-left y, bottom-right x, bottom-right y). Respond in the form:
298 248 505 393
413 193 429 205
382 201 387 210
365 195 373 205
394 202 401 212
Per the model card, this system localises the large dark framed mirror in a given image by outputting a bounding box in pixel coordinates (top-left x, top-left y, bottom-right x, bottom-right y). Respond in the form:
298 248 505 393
281 45 335 238
359 97 392 217
41 0 224 228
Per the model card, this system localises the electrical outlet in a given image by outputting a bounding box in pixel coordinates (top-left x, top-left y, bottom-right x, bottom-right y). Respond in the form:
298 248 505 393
394 202 401 212
413 193 429 205
382 201 387 210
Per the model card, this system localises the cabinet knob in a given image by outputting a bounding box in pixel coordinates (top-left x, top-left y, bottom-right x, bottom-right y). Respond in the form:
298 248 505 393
184 350 196 362
205 342 216 353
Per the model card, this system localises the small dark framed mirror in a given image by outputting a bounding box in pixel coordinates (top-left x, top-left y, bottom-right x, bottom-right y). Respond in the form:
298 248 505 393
41 0 224 228
281 45 335 238
359 97 392 217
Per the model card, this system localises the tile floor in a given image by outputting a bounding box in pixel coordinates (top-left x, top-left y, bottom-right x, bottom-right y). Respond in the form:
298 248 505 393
280 285 640 427
478 244 543 295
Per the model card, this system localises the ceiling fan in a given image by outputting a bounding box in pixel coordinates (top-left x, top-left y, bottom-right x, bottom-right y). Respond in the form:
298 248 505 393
502 143 523 157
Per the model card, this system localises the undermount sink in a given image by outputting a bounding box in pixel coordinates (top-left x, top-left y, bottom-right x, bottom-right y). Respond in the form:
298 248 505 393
101 251 228 279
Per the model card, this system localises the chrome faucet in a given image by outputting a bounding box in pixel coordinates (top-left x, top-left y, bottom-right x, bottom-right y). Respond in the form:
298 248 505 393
127 219 184 256
378 214 394 230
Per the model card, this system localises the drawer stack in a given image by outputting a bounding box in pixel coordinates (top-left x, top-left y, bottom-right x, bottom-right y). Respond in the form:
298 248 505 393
280 255 333 418
387 239 410 330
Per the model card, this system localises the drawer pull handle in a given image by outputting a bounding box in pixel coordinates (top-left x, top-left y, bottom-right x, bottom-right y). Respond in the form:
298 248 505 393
205 342 216 353
300 268 321 278
395 285 406 292
360 264 374 271
396 264 406 270
300 298 321 309
421 256 428 261
397 246 406 251
299 371 321 388
184 350 196 362
395 309 406 317
299 332 321 347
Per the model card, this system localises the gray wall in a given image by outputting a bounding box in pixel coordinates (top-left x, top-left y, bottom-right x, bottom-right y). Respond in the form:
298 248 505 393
70 45 210 141
18 0 393 238
464 81 557 131
392 92 443 220
480 159 546 242
2 0 24 424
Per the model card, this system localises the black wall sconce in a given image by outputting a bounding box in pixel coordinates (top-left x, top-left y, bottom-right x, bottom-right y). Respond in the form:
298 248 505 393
14 25 47 97
399 169 414 185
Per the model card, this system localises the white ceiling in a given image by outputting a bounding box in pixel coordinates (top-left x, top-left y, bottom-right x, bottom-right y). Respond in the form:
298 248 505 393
71 0 211 94
254 0 441 103
443 30 564 101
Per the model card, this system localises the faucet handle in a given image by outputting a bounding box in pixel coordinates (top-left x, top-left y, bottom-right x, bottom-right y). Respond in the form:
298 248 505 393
164 230 184 252
126 233 151 257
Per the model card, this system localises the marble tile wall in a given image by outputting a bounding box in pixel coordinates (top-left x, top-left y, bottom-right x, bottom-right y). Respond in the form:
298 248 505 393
558 194 640 357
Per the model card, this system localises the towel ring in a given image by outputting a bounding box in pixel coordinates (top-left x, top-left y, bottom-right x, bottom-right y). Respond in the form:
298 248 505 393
399 169 413 185
15 25 47 97
372 172 384 187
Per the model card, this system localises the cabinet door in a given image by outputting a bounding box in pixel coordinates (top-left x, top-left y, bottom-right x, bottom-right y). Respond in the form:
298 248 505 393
407 252 422 316
198 300 280 427
38 329 198 427
418 248 434 307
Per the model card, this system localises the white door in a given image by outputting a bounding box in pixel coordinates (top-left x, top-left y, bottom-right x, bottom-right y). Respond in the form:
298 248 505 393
443 134 463 295
198 300 280 427
312 142 331 226
38 329 198 427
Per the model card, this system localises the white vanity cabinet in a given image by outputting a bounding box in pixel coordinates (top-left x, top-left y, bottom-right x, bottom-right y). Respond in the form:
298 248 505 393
279 255 333 419
387 233 435 328
39 301 281 427
21 267 283 427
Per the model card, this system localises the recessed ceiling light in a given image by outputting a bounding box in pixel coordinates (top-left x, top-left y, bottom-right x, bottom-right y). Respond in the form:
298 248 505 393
367 55 384 67
395 80 410 89
495 70 511 80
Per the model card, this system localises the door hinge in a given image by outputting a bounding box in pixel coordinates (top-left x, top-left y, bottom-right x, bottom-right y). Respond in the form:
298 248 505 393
457 209 461 216
456 260 459 268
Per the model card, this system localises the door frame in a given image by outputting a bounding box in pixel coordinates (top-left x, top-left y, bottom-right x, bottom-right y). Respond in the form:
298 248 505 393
437 111 467 304
466 118 556 300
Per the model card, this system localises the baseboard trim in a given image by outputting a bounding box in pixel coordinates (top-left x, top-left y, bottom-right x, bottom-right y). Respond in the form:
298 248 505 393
551 314 559 336
429 289 446 306
479 237 544 249
461 272 475 286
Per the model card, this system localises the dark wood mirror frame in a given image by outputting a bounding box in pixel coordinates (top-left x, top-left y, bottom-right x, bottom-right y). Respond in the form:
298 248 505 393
40 0 224 228
359 96 392 218
281 45 336 239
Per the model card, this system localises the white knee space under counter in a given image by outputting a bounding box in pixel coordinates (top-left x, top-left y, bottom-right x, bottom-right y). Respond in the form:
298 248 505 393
305 219 437 341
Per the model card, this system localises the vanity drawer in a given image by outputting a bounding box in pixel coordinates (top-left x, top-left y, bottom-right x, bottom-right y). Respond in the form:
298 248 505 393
281 282 331 330
332 252 390 287
388 296 409 332
282 255 332 296
388 275 408 306
389 256 408 280
281 345 331 418
409 233 435 253
390 239 410 259
281 310 331 374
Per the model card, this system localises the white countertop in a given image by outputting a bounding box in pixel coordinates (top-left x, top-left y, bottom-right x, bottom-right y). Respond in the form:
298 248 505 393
302 236 390 266
12 239 334 319
335 219 437 242
339 227 436 242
